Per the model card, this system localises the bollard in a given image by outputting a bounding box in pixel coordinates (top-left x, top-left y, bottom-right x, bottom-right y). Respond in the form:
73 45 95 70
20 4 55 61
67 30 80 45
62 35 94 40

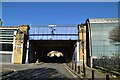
92 70 94 80
75 64 76 71
78 66 80 74
83 67 86 76
106 74 109 80
69 63 71 68
68 63 70 67
70 63 72 68
72 63 74 70
70 63 72 69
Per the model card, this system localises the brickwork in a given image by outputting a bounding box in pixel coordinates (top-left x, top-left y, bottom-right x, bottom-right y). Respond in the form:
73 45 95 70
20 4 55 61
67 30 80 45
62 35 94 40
78 25 87 66
0 19 2 27
14 25 29 64
0 21 29 64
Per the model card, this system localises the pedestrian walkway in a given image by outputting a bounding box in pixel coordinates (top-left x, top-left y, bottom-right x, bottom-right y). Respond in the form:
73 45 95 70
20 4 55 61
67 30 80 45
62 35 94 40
84 66 120 80
84 66 110 78
65 63 120 80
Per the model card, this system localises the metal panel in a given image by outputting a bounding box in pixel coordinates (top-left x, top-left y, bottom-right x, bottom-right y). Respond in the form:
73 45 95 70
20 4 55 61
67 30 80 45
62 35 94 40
0 54 12 63
0 51 13 54
29 25 78 40
0 28 15 63
0 42 13 44
0 51 13 63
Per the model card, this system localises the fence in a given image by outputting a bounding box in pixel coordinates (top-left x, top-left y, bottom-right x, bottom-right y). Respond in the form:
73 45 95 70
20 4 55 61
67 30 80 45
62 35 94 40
93 56 120 72
66 62 112 79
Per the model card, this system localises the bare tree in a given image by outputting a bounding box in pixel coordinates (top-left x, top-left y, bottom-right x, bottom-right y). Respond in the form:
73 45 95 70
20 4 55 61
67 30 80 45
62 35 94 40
109 26 120 43
109 26 120 72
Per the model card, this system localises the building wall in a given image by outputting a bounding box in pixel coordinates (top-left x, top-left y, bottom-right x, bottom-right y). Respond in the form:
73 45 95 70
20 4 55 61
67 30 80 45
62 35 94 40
86 18 119 67
14 25 29 64
91 23 118 57
0 19 2 27
0 22 29 64
78 25 87 66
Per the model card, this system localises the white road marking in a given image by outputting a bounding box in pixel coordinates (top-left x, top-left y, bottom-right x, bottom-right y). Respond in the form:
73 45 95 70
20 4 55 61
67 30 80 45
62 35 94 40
64 65 78 78
3 68 17 71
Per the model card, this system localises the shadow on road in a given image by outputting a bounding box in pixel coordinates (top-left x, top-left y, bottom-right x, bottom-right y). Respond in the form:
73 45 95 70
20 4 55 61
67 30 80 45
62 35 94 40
2 67 74 80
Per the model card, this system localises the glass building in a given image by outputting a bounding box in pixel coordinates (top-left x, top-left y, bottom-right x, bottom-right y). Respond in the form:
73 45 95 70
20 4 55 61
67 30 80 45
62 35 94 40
86 18 120 70
89 18 119 57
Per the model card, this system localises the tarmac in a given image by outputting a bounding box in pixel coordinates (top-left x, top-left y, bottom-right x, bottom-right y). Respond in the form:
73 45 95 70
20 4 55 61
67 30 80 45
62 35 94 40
0 62 44 77
1 62 120 80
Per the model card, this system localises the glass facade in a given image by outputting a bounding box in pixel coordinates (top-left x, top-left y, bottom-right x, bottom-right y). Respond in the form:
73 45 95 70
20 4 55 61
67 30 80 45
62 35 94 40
0 29 14 51
91 23 119 57
90 21 120 72
0 29 14 63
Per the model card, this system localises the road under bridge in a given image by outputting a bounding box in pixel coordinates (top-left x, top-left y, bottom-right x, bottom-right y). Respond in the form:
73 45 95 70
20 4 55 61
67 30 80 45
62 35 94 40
28 40 77 63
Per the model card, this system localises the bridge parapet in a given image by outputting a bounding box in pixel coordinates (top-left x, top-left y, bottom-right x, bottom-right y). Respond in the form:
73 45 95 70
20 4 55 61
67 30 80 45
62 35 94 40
29 25 78 40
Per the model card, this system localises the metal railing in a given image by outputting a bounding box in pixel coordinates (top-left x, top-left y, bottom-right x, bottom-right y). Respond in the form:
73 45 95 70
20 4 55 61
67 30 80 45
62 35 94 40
29 25 78 40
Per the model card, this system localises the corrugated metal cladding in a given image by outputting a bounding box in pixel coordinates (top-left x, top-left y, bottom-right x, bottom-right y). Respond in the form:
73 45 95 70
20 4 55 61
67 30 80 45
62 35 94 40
89 18 119 23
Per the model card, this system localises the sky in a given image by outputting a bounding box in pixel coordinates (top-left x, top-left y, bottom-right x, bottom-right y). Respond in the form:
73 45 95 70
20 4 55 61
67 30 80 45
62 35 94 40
1 2 119 26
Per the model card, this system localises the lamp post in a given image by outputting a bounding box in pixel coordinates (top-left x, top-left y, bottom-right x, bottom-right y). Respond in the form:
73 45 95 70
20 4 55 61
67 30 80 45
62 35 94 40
81 23 86 76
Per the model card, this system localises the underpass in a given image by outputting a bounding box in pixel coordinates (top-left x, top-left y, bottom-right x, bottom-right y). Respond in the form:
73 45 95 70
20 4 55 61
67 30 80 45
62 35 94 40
1 25 80 80
29 40 77 63
1 19 120 80
27 25 78 64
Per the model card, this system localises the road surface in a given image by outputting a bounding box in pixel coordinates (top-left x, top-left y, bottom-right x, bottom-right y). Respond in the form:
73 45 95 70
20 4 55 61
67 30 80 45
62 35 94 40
2 63 80 80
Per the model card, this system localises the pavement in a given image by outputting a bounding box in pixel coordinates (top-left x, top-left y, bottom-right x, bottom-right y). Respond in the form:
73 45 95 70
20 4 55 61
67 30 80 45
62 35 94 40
0 63 81 80
84 66 120 79
65 63 120 80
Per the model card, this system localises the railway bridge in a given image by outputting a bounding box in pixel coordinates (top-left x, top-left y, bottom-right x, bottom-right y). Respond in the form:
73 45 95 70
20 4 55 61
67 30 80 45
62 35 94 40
0 19 92 67
28 25 80 64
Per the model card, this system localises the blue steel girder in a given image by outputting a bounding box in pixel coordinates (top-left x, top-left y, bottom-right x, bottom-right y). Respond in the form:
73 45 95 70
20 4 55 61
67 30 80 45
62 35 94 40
29 25 78 40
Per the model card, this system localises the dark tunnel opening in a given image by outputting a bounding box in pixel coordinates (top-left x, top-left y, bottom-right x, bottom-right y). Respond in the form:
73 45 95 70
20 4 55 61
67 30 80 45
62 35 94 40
28 40 77 63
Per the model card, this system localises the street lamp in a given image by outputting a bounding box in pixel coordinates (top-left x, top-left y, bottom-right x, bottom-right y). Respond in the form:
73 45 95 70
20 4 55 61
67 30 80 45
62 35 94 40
81 23 86 76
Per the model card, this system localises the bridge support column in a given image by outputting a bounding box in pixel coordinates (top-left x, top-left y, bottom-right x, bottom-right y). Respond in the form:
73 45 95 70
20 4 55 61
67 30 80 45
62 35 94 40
25 40 29 63
78 24 87 66
76 41 80 66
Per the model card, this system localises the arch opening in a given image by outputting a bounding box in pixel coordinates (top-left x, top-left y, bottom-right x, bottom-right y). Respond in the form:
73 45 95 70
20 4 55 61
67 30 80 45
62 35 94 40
28 40 77 63
47 51 64 57
46 51 65 63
